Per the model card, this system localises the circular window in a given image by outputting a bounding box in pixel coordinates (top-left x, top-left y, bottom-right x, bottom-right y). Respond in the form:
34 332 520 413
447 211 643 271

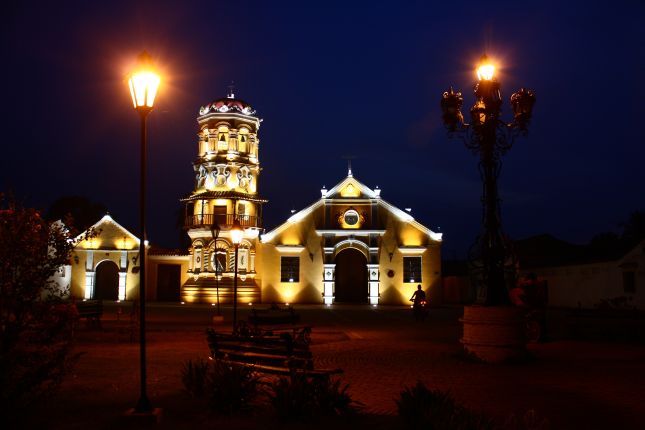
344 209 359 226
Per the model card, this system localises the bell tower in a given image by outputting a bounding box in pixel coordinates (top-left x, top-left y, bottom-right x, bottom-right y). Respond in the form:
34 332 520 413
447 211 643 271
181 90 267 303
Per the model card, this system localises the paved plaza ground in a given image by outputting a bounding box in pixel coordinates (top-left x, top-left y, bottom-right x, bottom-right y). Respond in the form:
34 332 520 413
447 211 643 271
22 303 645 429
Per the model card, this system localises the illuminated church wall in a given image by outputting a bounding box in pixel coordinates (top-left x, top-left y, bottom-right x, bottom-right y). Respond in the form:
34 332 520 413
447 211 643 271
256 215 326 304
257 174 442 306
70 215 141 301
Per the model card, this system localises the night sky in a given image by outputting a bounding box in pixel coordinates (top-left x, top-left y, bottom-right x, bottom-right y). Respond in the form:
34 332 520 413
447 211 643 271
1 1 644 258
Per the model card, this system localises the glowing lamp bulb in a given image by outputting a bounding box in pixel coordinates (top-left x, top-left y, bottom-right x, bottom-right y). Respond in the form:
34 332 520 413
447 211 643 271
476 55 495 81
230 219 244 245
128 51 160 109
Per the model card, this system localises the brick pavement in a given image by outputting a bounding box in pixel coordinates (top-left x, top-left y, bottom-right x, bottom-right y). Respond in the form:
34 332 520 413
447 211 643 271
23 303 645 429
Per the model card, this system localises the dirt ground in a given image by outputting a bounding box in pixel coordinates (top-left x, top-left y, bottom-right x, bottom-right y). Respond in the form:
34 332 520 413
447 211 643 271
17 303 645 429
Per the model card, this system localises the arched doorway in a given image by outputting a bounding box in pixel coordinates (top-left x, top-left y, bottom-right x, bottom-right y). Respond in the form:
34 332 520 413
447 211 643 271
334 248 367 303
94 260 119 301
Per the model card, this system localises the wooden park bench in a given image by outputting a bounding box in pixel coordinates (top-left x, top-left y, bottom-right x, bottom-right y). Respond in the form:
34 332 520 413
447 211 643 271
206 326 342 379
75 299 103 328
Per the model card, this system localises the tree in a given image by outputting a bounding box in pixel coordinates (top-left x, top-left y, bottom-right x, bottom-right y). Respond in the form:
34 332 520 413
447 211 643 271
0 194 92 415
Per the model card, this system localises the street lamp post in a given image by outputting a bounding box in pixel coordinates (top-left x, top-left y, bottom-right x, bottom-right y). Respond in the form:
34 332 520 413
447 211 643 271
210 221 221 315
128 51 160 413
441 55 535 306
229 219 244 334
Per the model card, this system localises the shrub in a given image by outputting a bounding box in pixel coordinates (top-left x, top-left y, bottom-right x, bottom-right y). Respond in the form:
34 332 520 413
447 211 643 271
396 382 494 430
0 196 91 416
181 359 262 415
181 358 210 398
269 374 362 421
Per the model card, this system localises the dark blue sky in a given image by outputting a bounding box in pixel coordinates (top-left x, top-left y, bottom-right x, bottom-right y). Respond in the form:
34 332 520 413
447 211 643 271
2 1 644 258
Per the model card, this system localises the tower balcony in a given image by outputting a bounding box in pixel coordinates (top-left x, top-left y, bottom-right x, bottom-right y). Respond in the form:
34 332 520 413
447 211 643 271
184 213 262 229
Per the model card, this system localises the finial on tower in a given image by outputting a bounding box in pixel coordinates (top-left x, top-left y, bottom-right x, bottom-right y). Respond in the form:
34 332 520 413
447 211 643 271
342 155 355 177
227 81 235 99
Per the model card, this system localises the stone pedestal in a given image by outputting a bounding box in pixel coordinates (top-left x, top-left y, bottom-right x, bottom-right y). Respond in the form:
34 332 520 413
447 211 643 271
460 305 527 363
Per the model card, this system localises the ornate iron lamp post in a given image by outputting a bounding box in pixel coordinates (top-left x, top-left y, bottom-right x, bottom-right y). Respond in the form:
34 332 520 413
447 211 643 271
127 51 160 413
210 221 222 316
230 219 244 333
441 55 535 306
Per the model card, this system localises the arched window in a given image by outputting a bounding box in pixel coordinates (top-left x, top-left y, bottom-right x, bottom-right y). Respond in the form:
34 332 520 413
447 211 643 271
238 127 249 153
217 126 229 151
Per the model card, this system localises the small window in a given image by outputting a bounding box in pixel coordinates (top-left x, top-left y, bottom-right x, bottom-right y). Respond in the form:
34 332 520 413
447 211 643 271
281 257 299 282
403 257 422 283
623 271 636 294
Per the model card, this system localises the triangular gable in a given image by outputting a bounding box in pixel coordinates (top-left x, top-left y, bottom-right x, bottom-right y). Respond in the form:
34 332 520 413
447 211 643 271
262 174 442 243
75 214 140 249
377 199 442 242
323 175 380 200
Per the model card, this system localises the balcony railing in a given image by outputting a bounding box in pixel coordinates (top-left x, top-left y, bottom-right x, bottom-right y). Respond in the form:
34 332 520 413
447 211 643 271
185 213 262 229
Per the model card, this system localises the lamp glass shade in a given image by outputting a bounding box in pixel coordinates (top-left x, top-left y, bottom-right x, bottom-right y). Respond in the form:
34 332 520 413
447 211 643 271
128 52 160 109
476 55 495 81
230 220 244 245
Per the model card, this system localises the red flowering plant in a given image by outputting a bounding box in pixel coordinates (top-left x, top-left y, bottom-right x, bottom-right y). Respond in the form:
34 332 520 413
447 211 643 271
0 193 94 415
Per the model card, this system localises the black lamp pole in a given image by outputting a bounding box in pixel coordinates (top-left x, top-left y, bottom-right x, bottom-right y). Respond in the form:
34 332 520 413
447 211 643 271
233 242 239 332
136 107 152 412
441 55 535 306
210 222 221 315
230 219 243 334
128 50 159 414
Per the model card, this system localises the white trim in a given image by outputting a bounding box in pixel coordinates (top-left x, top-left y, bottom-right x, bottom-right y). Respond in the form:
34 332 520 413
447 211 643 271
74 213 140 245
324 176 380 199
378 199 442 242
398 247 428 255
197 112 261 129
261 200 323 242
275 245 305 254
316 230 386 236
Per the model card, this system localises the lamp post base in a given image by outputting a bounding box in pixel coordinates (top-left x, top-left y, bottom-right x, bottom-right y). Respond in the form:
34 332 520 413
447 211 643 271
124 407 163 425
460 305 527 363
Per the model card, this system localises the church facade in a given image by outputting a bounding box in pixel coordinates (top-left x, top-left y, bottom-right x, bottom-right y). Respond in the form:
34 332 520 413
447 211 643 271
69 93 443 306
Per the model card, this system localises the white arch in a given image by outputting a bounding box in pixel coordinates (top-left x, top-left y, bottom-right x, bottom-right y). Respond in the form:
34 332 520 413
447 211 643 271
333 239 370 260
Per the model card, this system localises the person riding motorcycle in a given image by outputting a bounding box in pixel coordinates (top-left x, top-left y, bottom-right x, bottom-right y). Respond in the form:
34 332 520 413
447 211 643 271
410 284 427 321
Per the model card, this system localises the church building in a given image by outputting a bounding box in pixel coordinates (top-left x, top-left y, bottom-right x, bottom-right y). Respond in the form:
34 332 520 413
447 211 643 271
69 92 443 306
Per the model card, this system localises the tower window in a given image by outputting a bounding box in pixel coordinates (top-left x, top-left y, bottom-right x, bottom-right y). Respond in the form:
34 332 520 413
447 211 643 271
403 257 422 283
281 257 299 282
238 128 248 153
217 126 229 150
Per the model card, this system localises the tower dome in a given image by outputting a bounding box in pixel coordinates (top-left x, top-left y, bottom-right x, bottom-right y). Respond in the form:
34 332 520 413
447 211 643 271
198 96 257 117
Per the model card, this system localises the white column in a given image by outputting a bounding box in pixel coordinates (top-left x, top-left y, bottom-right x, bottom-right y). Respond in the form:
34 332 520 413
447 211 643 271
120 251 127 270
323 264 335 305
85 250 94 271
118 272 127 301
367 264 380 305
84 272 94 299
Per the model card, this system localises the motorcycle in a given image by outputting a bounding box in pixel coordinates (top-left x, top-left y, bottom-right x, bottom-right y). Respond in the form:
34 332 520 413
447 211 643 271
411 299 428 321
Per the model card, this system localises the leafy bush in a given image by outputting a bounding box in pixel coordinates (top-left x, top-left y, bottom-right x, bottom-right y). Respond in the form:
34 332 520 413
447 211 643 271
0 196 90 416
269 373 362 421
181 358 210 398
396 382 494 430
181 359 261 415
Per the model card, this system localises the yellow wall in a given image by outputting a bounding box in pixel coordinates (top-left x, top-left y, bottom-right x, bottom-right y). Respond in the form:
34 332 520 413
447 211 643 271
257 199 442 306
257 217 324 303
